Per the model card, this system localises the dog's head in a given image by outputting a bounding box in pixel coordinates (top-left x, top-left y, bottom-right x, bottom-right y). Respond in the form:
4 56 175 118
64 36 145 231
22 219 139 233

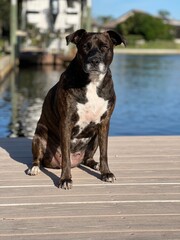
66 29 126 75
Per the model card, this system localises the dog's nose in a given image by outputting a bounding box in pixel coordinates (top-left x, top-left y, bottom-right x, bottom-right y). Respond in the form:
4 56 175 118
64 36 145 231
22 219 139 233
89 57 100 66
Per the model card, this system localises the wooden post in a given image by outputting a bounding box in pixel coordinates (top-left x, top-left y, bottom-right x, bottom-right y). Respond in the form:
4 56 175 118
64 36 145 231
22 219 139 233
86 0 92 31
10 0 18 66
81 0 92 31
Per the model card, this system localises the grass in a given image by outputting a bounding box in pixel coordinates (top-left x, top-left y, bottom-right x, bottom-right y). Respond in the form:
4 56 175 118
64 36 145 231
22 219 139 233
124 39 180 49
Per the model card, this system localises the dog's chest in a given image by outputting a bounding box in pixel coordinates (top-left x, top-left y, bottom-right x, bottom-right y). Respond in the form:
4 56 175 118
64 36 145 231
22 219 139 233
76 82 108 131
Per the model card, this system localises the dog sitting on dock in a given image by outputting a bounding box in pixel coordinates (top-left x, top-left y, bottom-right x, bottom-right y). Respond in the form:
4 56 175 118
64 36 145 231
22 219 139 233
27 29 126 189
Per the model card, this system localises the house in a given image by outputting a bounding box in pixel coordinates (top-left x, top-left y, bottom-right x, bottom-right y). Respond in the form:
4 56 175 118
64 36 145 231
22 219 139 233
22 0 91 51
103 9 147 30
166 19 180 40
103 9 180 40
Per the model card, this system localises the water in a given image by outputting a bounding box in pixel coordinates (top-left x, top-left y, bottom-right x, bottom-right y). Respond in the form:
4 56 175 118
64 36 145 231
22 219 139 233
111 54 180 135
0 66 62 137
0 54 180 137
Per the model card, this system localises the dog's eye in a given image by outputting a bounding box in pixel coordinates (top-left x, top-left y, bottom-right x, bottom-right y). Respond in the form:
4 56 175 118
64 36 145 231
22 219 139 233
83 43 91 51
101 45 108 51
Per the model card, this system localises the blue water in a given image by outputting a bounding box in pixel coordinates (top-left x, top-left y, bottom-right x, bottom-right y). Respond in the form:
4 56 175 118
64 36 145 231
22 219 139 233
110 54 180 136
0 54 180 137
0 89 12 137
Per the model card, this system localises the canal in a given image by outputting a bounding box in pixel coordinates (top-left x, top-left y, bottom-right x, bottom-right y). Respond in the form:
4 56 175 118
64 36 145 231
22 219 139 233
0 54 180 137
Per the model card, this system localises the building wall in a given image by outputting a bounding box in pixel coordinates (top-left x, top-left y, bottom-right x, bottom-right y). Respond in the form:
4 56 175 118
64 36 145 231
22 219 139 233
54 0 81 33
25 0 50 31
24 0 81 51
25 0 82 33
23 0 91 52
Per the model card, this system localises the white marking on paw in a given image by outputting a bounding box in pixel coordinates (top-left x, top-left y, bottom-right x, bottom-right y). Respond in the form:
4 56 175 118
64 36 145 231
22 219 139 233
94 163 100 171
27 166 40 176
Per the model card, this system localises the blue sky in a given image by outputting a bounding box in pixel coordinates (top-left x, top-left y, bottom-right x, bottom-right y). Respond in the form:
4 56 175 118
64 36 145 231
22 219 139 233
92 0 180 20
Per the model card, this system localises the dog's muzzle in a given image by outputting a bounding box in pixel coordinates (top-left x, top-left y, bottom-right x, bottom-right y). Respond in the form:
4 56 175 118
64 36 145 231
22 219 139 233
84 56 107 74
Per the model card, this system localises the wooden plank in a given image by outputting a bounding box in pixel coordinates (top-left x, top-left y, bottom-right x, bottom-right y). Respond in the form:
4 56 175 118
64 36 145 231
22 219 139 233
1 182 180 195
1 201 180 218
1 231 180 240
0 214 180 236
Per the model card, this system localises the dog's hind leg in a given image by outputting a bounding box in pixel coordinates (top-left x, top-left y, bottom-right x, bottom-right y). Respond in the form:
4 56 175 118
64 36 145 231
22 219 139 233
82 135 99 170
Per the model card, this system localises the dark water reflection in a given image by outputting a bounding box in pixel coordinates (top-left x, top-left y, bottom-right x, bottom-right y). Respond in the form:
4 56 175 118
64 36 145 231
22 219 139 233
0 66 63 137
0 54 180 137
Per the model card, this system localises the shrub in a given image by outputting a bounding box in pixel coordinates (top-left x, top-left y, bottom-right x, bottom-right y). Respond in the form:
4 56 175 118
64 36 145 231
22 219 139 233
116 13 174 41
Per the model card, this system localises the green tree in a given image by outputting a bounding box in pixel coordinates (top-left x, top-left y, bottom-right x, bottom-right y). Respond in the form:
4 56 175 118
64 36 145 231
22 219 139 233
97 15 114 25
158 10 170 20
116 12 174 41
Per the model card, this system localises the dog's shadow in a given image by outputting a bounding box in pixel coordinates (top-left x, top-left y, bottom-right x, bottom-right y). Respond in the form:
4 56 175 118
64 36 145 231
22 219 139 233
0 138 101 188
0 138 32 167
41 164 101 188
40 167 60 188
40 161 102 188
78 164 101 180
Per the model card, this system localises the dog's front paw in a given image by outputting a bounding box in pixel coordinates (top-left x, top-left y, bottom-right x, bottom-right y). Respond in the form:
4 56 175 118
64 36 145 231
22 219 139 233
27 166 41 176
58 178 73 190
101 172 116 183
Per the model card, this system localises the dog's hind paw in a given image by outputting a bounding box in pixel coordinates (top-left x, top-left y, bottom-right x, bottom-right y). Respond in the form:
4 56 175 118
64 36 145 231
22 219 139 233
94 163 100 171
83 159 100 171
101 172 116 183
58 179 73 190
27 166 41 176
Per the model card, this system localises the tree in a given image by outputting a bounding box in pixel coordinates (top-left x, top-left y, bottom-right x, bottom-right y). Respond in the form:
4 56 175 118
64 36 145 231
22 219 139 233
97 15 114 25
116 12 174 41
158 10 170 20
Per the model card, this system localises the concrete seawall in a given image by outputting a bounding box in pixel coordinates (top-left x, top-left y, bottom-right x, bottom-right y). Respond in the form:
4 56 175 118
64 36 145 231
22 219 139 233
115 48 180 55
0 55 13 81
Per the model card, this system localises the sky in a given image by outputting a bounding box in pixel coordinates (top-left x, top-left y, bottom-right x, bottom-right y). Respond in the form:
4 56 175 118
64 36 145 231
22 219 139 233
92 0 180 20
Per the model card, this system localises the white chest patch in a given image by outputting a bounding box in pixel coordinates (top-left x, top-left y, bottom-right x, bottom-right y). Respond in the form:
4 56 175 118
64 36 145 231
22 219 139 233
76 81 108 132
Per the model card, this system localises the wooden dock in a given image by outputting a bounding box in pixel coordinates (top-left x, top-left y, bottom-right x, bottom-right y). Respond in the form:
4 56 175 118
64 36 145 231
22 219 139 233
0 136 180 240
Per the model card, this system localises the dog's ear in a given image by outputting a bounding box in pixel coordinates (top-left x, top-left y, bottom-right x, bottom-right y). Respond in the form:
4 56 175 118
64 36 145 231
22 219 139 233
66 29 87 45
106 30 126 47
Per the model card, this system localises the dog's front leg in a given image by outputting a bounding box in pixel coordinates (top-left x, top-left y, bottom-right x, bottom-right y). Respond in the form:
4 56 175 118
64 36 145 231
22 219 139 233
98 119 116 182
58 123 73 190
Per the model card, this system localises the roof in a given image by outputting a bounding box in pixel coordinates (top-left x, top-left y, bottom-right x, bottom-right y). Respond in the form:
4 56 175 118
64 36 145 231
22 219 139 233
103 9 180 29
103 9 151 29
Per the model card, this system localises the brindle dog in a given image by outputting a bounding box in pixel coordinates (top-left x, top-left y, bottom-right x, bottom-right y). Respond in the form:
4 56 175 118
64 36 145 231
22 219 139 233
27 29 126 189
